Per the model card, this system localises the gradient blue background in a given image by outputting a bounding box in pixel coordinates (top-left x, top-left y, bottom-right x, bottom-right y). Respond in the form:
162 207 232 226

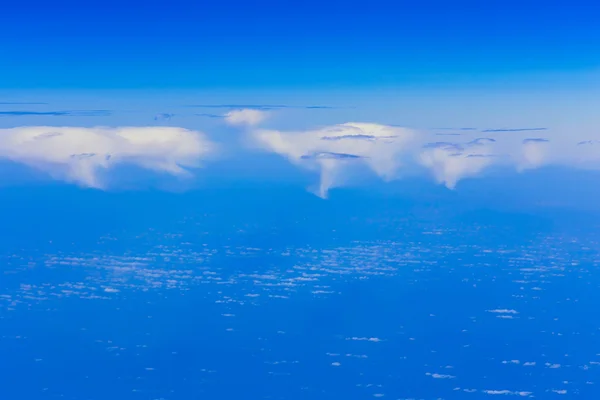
2 0 599 89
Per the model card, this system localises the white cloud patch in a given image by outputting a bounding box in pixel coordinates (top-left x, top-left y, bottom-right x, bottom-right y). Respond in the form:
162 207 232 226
225 109 269 126
482 390 533 396
250 122 416 198
0 126 215 188
425 372 456 379
246 117 600 196
419 139 497 189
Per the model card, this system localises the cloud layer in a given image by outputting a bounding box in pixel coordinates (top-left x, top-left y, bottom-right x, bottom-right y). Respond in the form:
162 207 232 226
0 126 215 188
1 109 599 196
245 114 600 196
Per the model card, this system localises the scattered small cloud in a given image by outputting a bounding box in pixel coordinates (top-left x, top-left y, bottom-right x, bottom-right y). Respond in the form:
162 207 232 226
154 113 175 121
225 109 270 126
300 151 365 160
321 134 397 141
487 309 519 314
195 113 225 119
482 128 547 133
522 138 550 143
469 138 496 145
482 390 533 396
578 140 600 146
346 337 384 342
434 127 478 131
426 372 455 379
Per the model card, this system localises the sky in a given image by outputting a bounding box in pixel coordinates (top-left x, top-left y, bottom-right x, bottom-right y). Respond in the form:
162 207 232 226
1 0 599 207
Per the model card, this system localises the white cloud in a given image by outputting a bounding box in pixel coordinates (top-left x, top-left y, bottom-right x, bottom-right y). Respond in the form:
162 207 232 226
487 309 519 314
419 139 497 189
0 126 215 188
518 139 551 171
250 122 416 198
425 372 455 379
225 109 269 126
245 117 600 196
482 390 533 396
346 336 384 342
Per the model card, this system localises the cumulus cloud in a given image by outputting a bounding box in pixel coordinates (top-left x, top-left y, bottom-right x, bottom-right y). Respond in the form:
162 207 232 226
247 118 526 194
224 109 269 126
0 126 215 188
515 137 600 171
518 138 551 171
244 113 600 196
250 122 416 198
418 139 498 189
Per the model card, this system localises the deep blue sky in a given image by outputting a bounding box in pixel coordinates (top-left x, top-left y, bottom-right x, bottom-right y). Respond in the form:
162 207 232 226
2 0 599 89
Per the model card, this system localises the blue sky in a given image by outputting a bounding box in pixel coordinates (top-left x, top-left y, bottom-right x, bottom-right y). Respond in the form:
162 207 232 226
1 0 599 206
3 0 599 89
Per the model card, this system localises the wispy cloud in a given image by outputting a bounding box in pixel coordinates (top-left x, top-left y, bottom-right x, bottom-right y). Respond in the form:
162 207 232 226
0 126 215 188
183 104 336 110
195 113 225 119
0 102 48 105
300 151 365 160
0 110 112 117
482 128 547 133
154 113 175 121
225 109 270 126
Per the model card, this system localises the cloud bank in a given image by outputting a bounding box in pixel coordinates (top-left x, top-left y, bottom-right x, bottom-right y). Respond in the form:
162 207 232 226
250 122 415 197
0 126 215 188
2 108 599 196
245 115 600 196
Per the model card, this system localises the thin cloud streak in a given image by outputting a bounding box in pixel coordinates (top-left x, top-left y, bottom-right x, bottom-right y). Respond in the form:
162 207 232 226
183 104 341 110
0 110 112 117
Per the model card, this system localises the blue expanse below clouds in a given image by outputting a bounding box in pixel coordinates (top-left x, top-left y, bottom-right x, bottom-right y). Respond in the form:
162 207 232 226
2 184 600 399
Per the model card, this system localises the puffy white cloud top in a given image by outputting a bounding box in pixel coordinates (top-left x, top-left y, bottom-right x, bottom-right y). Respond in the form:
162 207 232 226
2 115 599 196
251 122 416 197
0 126 215 188
224 109 269 126
248 119 600 196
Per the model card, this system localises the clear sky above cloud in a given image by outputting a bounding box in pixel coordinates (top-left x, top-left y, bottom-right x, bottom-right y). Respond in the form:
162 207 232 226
0 0 599 205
